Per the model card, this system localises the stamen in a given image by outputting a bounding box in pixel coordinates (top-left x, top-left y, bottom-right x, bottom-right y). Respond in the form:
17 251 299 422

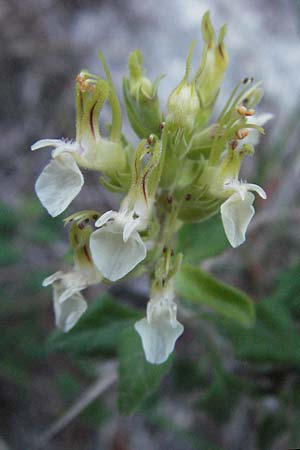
236 129 249 140
76 72 85 83
243 77 254 84
236 105 247 116
80 81 89 92
245 108 255 116
237 105 255 117
147 134 155 145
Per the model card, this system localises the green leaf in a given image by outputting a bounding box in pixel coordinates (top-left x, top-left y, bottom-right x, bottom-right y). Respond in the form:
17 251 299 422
218 266 300 365
177 214 229 264
199 368 249 422
55 373 81 400
0 239 22 266
118 327 172 414
0 201 18 236
176 264 255 326
222 295 300 365
0 315 45 386
48 294 140 357
269 265 300 319
258 412 288 450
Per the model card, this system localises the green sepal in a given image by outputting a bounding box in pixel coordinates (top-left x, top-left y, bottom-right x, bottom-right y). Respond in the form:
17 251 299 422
178 202 221 223
69 222 92 250
123 78 163 139
239 81 264 109
76 77 110 143
159 127 189 188
99 170 132 193
184 124 218 159
176 182 221 223
64 210 101 226
201 11 216 44
126 138 162 208
194 11 228 124
123 49 163 139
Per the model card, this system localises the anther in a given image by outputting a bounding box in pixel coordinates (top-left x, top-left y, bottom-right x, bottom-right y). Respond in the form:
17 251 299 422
93 214 99 221
237 105 255 117
163 246 167 254
243 77 254 84
237 105 248 116
84 218 90 223
147 134 155 145
170 249 174 257
185 193 192 201
236 129 249 140
80 81 89 92
76 72 85 83
159 122 165 130
78 222 85 230
245 108 255 116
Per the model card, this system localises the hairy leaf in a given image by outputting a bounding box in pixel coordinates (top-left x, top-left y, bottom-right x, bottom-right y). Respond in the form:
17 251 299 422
176 264 255 326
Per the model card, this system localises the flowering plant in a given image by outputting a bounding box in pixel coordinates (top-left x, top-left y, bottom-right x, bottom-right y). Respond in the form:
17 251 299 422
32 12 271 372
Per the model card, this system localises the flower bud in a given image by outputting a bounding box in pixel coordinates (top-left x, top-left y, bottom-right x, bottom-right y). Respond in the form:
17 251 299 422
167 82 200 130
128 49 153 101
123 50 163 138
195 12 228 124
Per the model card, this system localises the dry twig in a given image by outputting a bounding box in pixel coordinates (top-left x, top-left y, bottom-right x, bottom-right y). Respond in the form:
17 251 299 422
33 362 117 449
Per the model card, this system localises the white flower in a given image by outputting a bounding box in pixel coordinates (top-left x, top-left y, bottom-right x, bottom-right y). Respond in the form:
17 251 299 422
31 136 123 217
32 140 84 217
220 179 266 248
90 209 147 282
135 284 184 364
42 265 101 332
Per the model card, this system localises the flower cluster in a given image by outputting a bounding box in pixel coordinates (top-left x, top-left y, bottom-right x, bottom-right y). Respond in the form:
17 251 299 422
32 12 271 364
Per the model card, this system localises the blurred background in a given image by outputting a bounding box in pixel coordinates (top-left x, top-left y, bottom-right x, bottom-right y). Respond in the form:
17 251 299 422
1 0 300 449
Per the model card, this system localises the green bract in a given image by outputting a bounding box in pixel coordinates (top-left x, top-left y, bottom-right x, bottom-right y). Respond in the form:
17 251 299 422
31 11 271 366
